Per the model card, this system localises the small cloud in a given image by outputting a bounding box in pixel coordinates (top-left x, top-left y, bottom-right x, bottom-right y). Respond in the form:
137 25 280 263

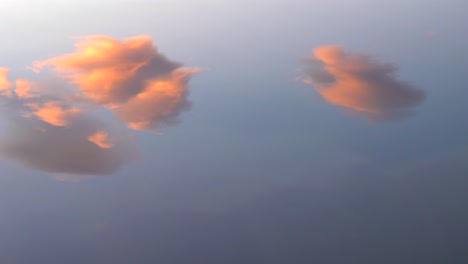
0 68 13 98
14 80 39 99
24 101 81 127
0 68 12 90
302 46 426 121
88 131 114 149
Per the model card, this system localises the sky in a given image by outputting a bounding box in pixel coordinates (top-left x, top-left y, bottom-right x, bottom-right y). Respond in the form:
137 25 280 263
0 0 468 263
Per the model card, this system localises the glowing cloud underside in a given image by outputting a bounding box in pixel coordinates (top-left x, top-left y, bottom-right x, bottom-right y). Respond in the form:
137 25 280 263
303 46 426 121
0 35 199 176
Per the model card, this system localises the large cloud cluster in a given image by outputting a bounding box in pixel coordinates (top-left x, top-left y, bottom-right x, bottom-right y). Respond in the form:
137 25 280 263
0 35 199 175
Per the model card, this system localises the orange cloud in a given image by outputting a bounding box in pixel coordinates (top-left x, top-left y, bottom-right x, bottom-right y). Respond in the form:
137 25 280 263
0 35 198 176
14 80 38 99
0 68 13 98
25 101 81 127
303 46 426 121
34 35 198 130
88 131 114 149
114 68 199 130
34 35 181 105
0 68 11 90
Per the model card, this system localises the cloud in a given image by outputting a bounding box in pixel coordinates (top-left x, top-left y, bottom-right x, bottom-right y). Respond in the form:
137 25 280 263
302 46 426 121
0 68 13 97
0 110 135 175
113 68 198 130
88 131 114 149
24 101 81 127
0 35 199 176
0 71 136 175
33 35 200 130
0 68 11 90
14 79 39 99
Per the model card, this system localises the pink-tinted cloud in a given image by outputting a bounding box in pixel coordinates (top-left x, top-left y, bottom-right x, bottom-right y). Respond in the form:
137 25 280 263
302 46 426 121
